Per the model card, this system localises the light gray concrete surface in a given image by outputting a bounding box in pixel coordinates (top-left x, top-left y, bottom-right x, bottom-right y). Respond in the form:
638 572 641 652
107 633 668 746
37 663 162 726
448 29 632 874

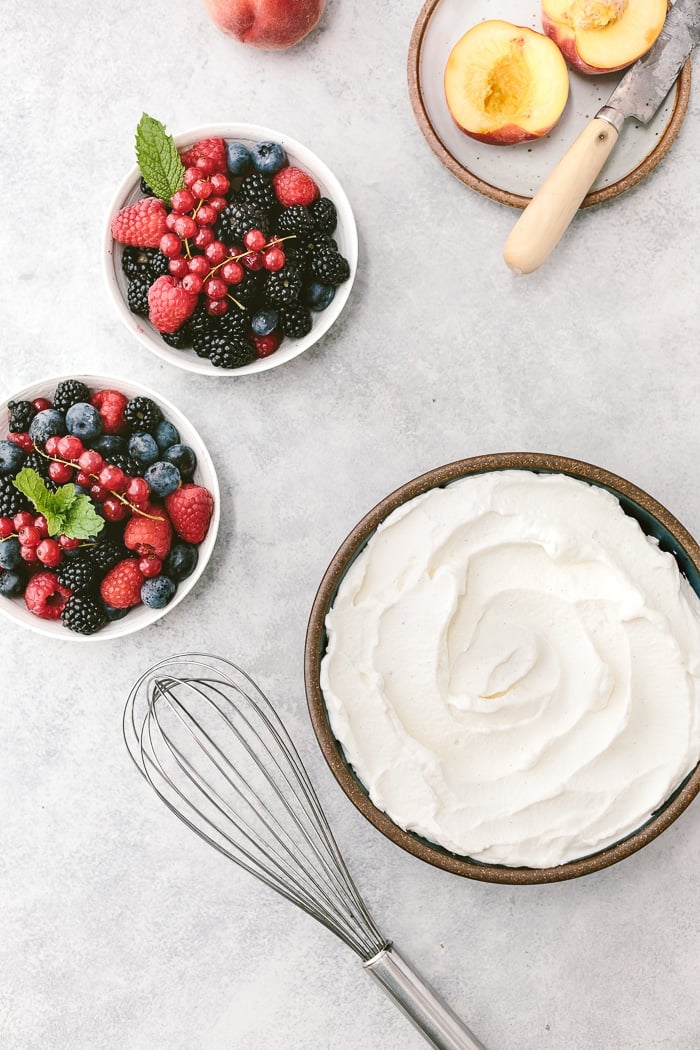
2 2 700 1048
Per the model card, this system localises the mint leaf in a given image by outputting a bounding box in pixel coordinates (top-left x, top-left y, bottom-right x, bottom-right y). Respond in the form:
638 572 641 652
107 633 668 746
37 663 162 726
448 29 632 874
52 483 78 515
135 113 185 203
12 467 55 517
61 495 104 540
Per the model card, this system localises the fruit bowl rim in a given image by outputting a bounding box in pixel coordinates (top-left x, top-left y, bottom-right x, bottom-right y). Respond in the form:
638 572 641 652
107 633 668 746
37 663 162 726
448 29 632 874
102 122 358 377
0 372 220 642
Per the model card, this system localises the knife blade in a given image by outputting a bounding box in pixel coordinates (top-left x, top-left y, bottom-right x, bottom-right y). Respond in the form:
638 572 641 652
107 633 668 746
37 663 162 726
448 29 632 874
503 0 700 274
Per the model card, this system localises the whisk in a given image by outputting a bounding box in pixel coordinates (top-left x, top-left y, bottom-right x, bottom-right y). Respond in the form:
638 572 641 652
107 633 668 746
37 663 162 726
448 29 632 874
123 653 487 1050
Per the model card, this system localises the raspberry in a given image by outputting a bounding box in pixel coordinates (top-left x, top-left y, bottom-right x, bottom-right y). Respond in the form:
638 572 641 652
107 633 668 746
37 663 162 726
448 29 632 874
100 558 145 609
165 484 214 544
148 275 198 334
111 197 169 248
91 389 128 435
180 138 228 175
24 572 71 620
272 167 320 208
123 504 173 559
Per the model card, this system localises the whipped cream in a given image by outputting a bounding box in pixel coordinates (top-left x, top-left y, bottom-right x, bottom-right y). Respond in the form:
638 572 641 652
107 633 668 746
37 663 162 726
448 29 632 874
320 470 700 867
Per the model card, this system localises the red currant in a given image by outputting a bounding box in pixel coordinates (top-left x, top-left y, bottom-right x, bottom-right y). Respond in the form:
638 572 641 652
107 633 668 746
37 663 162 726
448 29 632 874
194 156 214 176
244 229 267 252
242 251 264 271
36 538 62 568
58 534 80 550
263 247 286 271
34 515 49 537
138 555 163 578
21 544 40 563
7 433 34 452
195 204 217 226
204 241 227 265
102 498 127 522
89 482 108 503
48 461 74 484
210 172 230 195
99 465 127 493
18 525 41 547
181 273 203 295
0 516 15 538
160 233 183 259
171 189 196 214
209 196 228 213
206 298 229 317
45 435 61 455
221 260 244 284
188 255 209 277
125 477 150 503
76 470 92 488
78 449 102 473
13 511 34 530
194 226 214 249
165 212 179 231
183 166 200 188
203 278 227 300
32 397 51 412
173 215 198 239
57 435 83 460
192 178 213 199
168 257 189 278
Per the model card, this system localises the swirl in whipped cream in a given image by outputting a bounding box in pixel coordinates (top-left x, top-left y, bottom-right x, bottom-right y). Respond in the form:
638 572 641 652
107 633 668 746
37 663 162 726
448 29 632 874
320 471 700 867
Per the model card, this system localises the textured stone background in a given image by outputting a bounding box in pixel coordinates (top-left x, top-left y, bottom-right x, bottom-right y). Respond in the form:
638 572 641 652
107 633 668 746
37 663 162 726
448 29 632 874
2 2 700 1047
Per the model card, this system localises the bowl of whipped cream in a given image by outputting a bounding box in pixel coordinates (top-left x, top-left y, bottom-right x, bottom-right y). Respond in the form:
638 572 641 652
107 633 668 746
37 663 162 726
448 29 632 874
305 453 700 883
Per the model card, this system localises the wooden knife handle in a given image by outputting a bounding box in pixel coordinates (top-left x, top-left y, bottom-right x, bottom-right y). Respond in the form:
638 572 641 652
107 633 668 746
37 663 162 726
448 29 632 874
503 117 620 274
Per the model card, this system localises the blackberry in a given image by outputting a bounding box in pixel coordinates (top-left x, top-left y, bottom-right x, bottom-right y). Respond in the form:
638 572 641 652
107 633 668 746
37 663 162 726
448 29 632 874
105 450 142 477
123 396 162 434
87 538 124 574
286 231 337 274
162 326 191 349
239 171 278 214
127 275 151 316
58 557 98 596
140 176 155 196
276 205 314 239
215 199 271 244
53 380 91 414
122 247 169 281
279 303 313 339
309 249 351 287
61 594 106 635
310 197 337 234
23 451 51 481
8 400 36 433
230 269 265 309
208 336 256 369
191 305 251 358
0 475 30 517
264 265 302 305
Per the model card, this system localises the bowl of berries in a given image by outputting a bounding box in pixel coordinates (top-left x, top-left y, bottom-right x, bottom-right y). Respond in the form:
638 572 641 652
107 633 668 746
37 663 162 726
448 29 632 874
0 375 219 639
104 115 357 375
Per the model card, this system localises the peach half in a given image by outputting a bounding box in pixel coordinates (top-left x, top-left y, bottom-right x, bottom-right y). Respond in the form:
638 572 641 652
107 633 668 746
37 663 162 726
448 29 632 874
444 20 569 145
541 0 667 74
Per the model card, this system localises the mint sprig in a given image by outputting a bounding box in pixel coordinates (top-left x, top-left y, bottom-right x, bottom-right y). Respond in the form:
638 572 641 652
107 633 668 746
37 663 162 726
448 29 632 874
135 113 185 203
12 468 104 540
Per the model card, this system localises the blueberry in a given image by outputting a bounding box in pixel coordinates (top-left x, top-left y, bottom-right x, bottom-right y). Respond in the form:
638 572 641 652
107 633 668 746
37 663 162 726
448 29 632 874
128 431 159 466
303 282 336 312
0 440 26 476
103 603 129 621
65 402 103 442
251 308 279 336
141 574 177 609
226 141 252 176
0 538 22 570
0 569 24 596
249 141 287 175
93 434 125 457
154 419 180 452
163 542 199 582
28 408 66 448
144 460 180 497
162 443 196 480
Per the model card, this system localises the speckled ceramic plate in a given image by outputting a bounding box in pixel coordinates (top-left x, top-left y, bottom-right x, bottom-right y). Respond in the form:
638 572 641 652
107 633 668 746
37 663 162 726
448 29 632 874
408 0 691 207
305 453 700 883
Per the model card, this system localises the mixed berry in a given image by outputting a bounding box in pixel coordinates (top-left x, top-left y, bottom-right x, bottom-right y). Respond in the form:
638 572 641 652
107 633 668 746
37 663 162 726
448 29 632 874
111 115 352 369
0 380 215 635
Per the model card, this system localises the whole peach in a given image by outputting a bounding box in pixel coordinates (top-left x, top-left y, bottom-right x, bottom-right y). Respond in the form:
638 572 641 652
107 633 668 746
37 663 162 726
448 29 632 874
202 0 326 50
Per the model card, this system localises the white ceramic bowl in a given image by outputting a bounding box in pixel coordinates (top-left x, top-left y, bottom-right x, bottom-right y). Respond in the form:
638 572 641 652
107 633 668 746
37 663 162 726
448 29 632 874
0 374 220 641
103 123 358 376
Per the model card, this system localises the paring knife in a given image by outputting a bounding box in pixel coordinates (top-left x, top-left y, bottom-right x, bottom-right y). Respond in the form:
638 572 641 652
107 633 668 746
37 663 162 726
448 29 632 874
503 0 700 273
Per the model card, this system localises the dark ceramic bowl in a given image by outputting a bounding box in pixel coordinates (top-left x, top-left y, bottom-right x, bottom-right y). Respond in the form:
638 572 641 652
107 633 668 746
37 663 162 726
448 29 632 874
305 453 700 884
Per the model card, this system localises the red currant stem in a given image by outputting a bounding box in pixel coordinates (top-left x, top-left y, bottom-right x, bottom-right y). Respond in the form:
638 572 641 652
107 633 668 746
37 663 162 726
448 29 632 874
184 238 192 260
33 448 163 521
226 293 245 311
0 533 19 542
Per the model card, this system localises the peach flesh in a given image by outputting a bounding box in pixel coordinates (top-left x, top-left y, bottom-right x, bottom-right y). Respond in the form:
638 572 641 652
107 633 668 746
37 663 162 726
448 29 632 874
541 0 667 74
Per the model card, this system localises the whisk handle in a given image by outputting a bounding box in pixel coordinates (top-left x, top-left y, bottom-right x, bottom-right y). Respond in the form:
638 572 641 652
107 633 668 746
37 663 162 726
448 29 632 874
364 945 488 1050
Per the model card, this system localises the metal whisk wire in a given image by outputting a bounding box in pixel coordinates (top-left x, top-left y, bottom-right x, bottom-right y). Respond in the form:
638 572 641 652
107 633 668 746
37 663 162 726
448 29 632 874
124 654 488 1050
124 654 387 960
